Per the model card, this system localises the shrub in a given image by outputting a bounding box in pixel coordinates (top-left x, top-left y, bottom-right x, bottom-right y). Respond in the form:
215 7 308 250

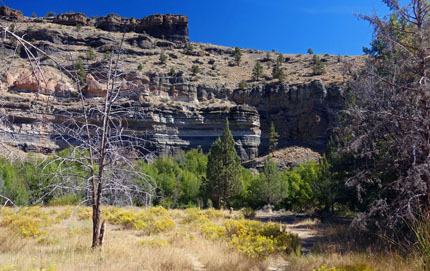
140 238 168 247
239 80 247 90
0 208 53 238
234 47 242 66
223 219 300 258
159 53 167 64
186 43 194 53
86 46 96 60
313 264 375 271
312 55 326 75
75 24 82 32
137 63 143 71
191 65 200 76
307 48 314 55
103 51 112 62
74 59 86 84
46 12 56 17
169 67 175 76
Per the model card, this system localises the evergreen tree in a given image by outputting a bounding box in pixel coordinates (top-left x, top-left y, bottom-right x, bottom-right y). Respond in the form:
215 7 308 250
269 122 279 155
272 53 285 81
258 156 285 207
252 61 263 81
205 119 242 209
312 55 326 75
234 47 242 66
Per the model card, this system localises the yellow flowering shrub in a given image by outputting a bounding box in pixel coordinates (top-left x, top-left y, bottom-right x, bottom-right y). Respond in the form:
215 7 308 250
0 265 16 271
76 207 91 220
181 208 226 225
313 264 375 271
1 213 46 238
199 219 300 258
140 238 168 247
202 208 225 220
0 207 55 238
200 222 225 240
100 207 175 234
147 206 169 216
55 208 72 220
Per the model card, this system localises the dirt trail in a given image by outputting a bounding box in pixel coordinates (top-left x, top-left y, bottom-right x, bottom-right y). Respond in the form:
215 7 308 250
181 250 207 271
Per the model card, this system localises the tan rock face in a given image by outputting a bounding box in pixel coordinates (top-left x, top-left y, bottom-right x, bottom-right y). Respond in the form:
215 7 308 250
13 70 47 92
85 74 105 95
54 13 89 26
5 71 15 87
0 6 23 19
7 68 74 95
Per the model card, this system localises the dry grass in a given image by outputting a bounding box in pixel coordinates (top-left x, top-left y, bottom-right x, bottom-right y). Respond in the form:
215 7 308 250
0 206 423 271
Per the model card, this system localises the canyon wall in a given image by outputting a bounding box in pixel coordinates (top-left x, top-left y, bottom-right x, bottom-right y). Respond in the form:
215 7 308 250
0 6 354 161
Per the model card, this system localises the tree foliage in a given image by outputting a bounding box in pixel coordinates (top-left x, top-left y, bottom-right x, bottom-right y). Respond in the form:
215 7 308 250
234 47 242 66
338 0 430 234
252 61 263 81
205 119 242 208
269 122 279 155
256 157 286 206
272 53 285 81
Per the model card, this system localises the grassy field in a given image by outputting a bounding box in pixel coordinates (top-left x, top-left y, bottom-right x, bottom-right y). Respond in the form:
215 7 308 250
0 206 421 271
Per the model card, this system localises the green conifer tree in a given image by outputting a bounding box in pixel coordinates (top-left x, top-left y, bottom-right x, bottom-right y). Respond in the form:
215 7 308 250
234 47 242 66
205 119 242 209
259 156 285 207
252 61 263 81
269 122 279 155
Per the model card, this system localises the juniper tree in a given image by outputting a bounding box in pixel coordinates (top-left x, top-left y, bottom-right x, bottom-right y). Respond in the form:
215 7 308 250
312 55 326 75
205 119 242 209
269 122 279 155
272 53 285 80
252 61 263 81
258 156 285 208
234 47 242 66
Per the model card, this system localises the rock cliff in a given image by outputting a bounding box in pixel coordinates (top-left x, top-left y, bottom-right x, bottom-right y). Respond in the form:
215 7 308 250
0 6 363 163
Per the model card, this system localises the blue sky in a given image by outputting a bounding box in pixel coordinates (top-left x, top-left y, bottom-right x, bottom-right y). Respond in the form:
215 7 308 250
3 0 393 55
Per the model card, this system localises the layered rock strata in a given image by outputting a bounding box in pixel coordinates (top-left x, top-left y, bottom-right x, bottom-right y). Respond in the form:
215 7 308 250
0 6 189 43
0 6 356 162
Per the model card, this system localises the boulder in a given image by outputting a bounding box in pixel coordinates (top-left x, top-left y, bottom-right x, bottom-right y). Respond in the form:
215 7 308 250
0 6 23 20
85 74 105 95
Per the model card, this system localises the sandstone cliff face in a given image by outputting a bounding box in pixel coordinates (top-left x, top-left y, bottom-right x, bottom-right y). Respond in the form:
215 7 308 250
0 6 362 162
0 6 23 20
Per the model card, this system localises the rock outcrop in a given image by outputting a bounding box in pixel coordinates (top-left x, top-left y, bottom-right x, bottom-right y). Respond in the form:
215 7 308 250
95 14 188 42
51 11 189 43
53 12 90 26
0 6 23 20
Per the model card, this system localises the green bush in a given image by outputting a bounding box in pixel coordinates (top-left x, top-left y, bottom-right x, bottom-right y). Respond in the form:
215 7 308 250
86 46 96 60
159 53 167 64
191 65 200 76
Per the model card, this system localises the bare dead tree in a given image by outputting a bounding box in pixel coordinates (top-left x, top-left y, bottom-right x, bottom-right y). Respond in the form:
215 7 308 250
0 24 157 248
338 0 430 235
